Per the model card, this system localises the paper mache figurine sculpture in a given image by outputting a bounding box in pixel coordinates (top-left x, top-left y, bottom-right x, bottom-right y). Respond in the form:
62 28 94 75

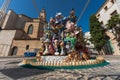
40 8 89 58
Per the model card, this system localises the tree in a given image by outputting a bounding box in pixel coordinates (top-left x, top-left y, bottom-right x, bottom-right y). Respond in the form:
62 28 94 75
107 14 120 40
89 15 107 54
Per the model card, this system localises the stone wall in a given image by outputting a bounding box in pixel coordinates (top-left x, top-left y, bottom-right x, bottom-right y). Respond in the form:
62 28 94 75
2 10 19 29
24 19 44 39
2 10 32 30
0 30 16 56
14 30 30 40
16 14 32 29
106 31 120 55
11 40 42 56
24 21 40 38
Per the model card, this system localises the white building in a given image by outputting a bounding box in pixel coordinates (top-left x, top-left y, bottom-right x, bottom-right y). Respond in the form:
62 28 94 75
96 0 120 55
96 0 120 25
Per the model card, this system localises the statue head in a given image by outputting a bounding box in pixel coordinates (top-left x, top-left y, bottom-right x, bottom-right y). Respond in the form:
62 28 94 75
65 20 75 31
55 12 63 19
70 8 75 16
54 39 59 45
60 41 64 46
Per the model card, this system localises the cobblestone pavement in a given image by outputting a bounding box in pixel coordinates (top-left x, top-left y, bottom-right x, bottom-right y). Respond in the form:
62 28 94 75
0 56 120 80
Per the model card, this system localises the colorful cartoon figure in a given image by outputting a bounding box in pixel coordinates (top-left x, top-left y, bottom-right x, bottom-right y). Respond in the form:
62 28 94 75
60 41 65 55
65 20 75 31
43 39 51 55
49 43 55 55
42 8 85 56
53 39 60 55
65 41 72 53
68 8 77 23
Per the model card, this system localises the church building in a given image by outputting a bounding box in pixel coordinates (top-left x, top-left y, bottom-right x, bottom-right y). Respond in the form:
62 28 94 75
0 9 47 56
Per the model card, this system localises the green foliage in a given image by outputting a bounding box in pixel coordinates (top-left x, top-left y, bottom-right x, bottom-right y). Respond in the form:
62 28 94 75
107 14 120 29
107 14 120 39
89 15 107 51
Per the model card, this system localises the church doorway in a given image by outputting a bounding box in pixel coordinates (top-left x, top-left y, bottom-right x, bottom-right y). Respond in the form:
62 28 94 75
11 46 18 56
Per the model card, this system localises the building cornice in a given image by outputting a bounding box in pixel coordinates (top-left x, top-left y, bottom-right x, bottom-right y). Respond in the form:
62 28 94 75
96 0 109 15
18 14 32 20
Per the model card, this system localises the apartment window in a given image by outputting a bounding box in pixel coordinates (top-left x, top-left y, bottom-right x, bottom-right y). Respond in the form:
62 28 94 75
111 0 114 4
111 10 118 16
100 21 103 25
97 14 100 17
104 6 108 11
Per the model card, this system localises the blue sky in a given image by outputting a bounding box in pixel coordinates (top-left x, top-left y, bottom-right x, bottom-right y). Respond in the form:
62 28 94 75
0 0 105 32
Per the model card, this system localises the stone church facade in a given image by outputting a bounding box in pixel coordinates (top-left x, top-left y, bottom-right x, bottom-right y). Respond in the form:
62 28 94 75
0 9 47 56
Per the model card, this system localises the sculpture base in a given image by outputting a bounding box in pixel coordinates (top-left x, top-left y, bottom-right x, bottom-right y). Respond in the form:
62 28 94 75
20 60 109 70
19 56 109 70
41 56 66 62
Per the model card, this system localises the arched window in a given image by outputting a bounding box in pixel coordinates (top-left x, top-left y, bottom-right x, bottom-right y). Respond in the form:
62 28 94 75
11 46 18 56
27 25 33 34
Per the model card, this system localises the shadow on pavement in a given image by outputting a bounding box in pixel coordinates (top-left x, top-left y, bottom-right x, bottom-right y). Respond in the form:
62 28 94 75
5 61 21 64
88 75 120 80
0 67 54 79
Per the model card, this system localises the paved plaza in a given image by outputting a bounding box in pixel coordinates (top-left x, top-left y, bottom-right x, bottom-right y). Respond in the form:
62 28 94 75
0 56 120 80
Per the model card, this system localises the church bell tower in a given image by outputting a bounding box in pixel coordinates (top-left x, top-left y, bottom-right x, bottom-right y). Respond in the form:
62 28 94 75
39 9 46 21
